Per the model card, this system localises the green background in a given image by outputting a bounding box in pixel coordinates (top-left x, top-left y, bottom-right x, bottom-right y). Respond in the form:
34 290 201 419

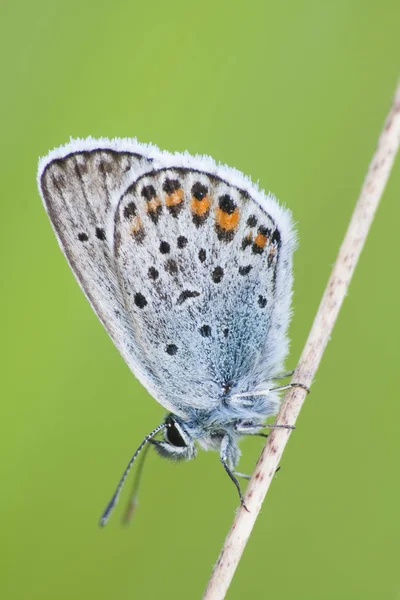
1 1 400 599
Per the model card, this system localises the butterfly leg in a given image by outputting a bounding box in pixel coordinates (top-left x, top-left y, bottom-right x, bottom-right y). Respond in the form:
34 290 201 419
234 471 251 480
234 420 266 435
268 382 310 394
234 420 295 436
231 382 309 404
274 369 295 380
220 435 249 512
234 467 281 480
233 422 283 480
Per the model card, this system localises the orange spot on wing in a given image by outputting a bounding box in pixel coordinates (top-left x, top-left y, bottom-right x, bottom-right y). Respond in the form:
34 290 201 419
254 233 267 249
165 189 184 207
145 197 161 212
191 195 210 216
130 216 143 233
216 207 240 231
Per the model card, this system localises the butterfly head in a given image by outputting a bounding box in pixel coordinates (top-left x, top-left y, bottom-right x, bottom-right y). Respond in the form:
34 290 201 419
152 414 197 461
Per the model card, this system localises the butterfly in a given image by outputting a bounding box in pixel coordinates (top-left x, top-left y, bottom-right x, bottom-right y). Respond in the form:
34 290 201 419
37 137 296 524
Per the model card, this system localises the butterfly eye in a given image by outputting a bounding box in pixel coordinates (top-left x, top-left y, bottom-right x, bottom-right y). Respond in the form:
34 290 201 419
165 417 188 447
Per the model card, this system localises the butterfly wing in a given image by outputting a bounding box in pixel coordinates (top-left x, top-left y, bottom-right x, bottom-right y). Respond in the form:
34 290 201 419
38 139 295 417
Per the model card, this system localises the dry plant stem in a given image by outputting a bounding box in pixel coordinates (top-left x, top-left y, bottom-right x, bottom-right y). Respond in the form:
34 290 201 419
203 83 400 600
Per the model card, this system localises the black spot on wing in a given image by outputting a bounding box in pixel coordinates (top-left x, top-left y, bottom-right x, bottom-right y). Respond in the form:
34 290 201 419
218 194 236 214
123 202 137 220
177 236 188 249
166 344 178 356
165 259 178 274
177 290 200 305
199 325 211 337
134 293 147 308
159 241 170 254
212 266 224 283
95 227 106 240
148 267 159 280
241 235 252 250
163 178 180 194
191 182 208 200
272 229 281 247
239 265 252 275
258 296 267 308
141 184 157 200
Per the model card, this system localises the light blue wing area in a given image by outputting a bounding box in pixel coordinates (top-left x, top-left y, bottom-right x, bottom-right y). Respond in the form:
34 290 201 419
113 167 295 415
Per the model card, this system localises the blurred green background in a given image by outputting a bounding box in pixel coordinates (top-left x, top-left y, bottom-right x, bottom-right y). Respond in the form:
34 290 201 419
1 1 400 598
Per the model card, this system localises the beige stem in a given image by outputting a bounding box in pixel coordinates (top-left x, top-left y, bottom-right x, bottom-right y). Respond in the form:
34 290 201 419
203 82 400 600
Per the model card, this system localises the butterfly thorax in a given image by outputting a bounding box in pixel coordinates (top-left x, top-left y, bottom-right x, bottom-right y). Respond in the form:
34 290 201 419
152 382 281 467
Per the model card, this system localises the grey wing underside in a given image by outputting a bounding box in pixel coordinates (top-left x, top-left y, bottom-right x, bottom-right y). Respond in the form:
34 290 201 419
39 149 180 414
39 147 294 417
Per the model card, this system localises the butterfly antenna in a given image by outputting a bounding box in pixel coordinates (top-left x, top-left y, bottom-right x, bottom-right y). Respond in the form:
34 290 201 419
99 422 166 527
122 440 152 526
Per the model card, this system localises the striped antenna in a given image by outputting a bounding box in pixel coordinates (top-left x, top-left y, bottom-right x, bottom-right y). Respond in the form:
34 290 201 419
99 422 167 527
122 440 152 526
